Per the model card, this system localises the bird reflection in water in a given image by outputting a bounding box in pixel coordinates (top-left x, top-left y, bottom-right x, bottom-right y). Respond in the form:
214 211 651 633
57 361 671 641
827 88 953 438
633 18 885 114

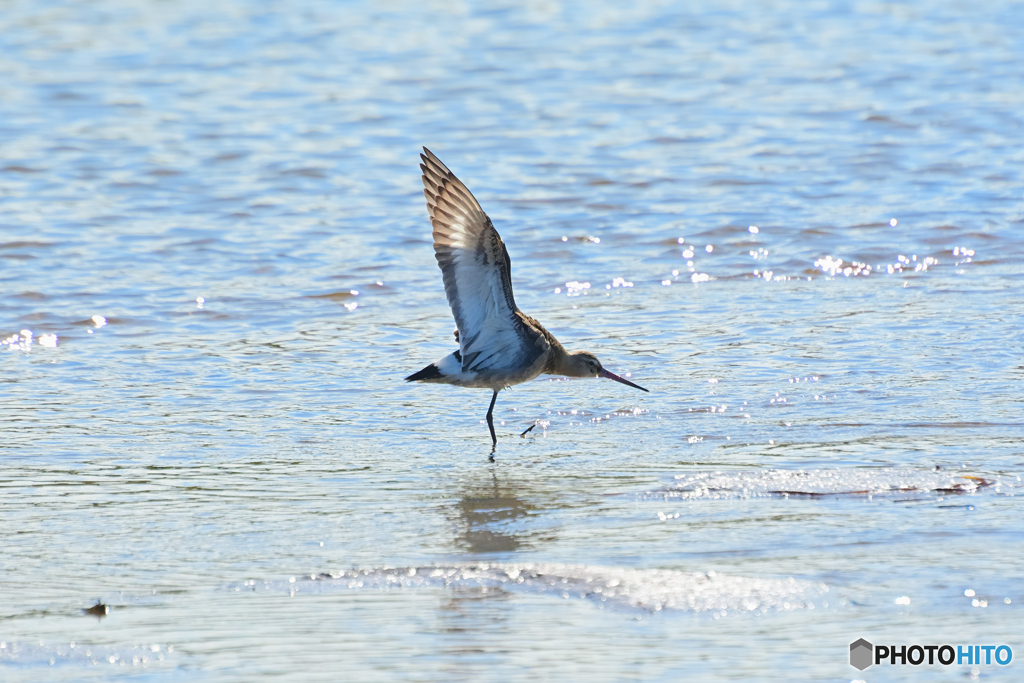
453 469 552 555
437 469 550 644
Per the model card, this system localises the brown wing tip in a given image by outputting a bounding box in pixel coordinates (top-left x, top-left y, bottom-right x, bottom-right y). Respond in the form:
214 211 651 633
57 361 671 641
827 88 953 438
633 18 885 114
420 147 452 176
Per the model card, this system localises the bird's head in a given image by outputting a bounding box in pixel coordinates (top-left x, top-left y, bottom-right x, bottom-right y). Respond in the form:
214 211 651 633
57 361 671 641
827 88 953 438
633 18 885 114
567 351 648 392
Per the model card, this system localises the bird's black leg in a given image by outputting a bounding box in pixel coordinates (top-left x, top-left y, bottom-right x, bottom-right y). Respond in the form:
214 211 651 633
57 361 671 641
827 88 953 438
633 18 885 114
485 390 498 448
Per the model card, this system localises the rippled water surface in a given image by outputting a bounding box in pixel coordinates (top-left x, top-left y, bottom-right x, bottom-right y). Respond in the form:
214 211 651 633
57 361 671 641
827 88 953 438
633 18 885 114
2 0 1023 680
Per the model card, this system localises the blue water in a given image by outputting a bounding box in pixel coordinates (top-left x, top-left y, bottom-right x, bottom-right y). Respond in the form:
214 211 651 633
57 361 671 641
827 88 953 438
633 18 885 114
2 1 1023 680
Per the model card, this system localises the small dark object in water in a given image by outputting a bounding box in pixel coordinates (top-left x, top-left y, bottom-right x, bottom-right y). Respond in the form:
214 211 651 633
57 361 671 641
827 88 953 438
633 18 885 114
84 602 109 618
520 424 536 438
770 489 876 497
934 476 992 494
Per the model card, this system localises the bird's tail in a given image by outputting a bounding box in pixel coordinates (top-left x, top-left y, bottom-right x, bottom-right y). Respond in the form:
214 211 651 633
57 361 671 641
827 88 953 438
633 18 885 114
405 363 442 382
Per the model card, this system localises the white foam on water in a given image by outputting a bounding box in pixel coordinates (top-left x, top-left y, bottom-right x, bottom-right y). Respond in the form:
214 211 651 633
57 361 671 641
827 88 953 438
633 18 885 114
0 641 174 669
646 468 1017 501
234 563 830 615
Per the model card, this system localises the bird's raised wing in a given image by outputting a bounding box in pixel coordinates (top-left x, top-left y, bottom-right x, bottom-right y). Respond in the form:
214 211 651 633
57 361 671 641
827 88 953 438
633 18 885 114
420 147 540 374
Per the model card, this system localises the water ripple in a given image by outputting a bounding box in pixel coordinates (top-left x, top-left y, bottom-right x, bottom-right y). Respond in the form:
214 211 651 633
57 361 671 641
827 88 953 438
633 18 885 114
239 563 830 616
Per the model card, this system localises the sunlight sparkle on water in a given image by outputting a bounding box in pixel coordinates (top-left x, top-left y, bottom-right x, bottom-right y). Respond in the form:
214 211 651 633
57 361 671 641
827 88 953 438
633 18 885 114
564 281 591 296
813 256 872 277
1 330 47 351
268 564 830 615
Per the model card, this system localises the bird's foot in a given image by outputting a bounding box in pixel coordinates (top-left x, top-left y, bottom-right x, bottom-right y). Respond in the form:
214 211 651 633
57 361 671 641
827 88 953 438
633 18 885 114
519 424 536 438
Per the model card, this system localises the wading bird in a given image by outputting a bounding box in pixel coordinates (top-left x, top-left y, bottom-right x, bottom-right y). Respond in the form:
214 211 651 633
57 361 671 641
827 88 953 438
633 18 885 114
406 148 648 448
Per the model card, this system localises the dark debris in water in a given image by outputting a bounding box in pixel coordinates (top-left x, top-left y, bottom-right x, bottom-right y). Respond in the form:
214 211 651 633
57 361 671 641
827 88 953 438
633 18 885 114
83 602 109 618
771 476 993 497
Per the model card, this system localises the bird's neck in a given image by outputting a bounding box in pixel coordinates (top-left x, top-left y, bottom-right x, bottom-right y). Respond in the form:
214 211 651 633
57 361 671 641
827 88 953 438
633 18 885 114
548 345 580 377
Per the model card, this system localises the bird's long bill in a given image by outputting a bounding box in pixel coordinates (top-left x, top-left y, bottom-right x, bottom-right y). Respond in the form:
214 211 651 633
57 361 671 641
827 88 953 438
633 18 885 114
599 368 649 392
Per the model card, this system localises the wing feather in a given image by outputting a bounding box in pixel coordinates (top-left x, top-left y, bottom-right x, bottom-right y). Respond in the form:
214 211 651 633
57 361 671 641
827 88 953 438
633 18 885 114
420 147 541 375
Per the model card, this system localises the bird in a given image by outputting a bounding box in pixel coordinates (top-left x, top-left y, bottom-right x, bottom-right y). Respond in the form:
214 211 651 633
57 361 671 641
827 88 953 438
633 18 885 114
406 147 648 449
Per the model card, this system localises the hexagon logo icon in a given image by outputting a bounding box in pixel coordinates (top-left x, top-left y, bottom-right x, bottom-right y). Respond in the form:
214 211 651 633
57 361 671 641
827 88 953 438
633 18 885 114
850 638 874 671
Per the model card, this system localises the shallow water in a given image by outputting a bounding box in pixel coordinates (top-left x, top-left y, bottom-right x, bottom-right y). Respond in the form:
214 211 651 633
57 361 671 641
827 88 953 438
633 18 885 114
2 0 1023 680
